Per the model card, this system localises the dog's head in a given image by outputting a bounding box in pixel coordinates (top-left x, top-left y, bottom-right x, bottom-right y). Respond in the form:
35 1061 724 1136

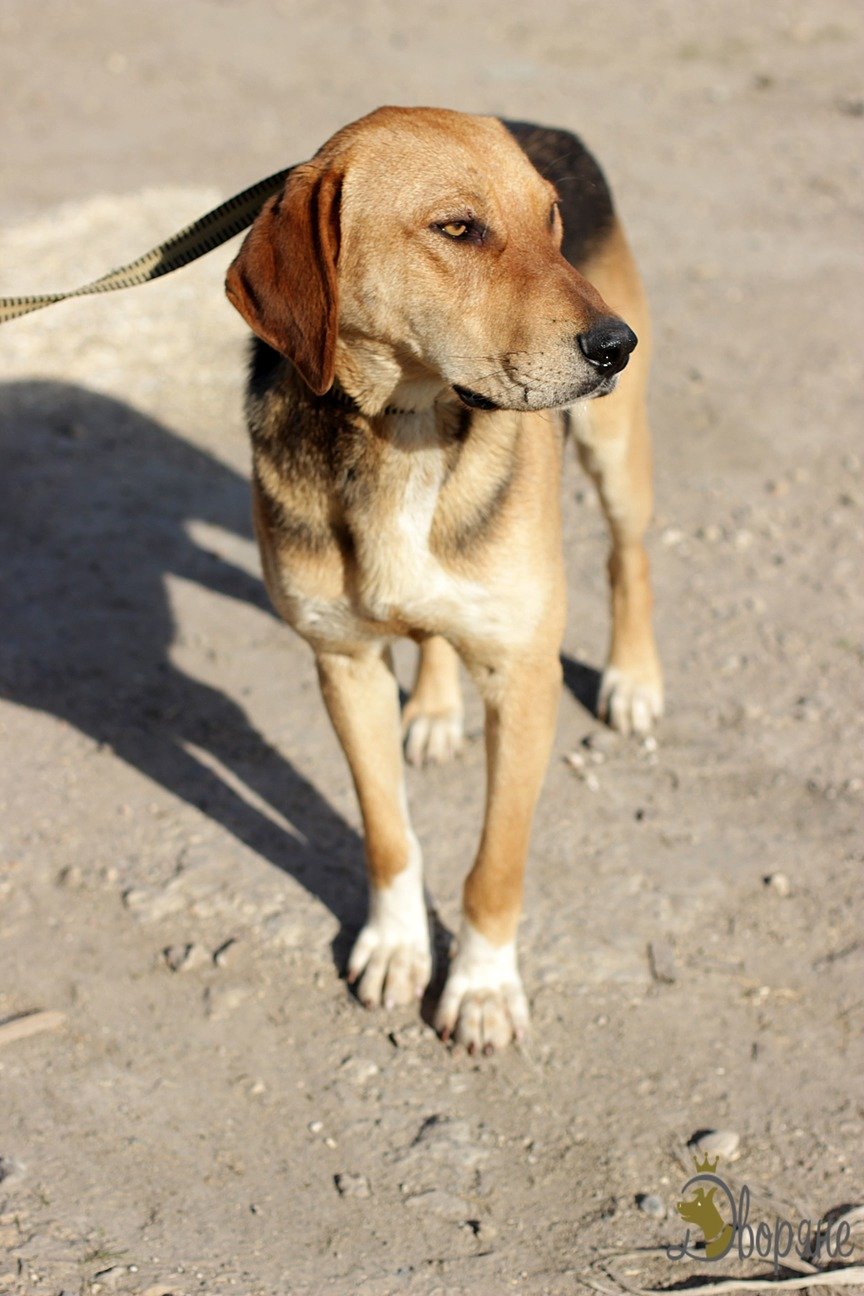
677 1186 724 1232
226 107 635 413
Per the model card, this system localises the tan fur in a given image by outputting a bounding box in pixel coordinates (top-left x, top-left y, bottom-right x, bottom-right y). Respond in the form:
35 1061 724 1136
227 107 662 1049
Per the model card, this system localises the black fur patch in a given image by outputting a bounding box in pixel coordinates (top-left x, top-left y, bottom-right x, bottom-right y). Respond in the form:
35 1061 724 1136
249 337 286 402
501 120 615 269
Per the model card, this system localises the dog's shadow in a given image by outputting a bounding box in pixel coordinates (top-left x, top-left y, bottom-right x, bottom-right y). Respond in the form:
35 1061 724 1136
0 380 370 948
0 380 600 977
561 654 601 718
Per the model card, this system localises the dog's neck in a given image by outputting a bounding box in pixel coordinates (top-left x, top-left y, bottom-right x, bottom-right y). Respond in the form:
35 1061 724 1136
325 381 420 420
332 337 452 420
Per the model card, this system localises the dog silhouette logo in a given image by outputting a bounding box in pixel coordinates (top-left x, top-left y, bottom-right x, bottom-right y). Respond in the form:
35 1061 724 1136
674 1153 735 1260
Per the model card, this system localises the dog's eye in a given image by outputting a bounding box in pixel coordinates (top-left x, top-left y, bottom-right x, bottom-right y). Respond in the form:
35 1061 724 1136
434 218 485 244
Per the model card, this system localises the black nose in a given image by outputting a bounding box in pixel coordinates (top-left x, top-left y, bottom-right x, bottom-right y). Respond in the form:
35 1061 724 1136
577 318 638 374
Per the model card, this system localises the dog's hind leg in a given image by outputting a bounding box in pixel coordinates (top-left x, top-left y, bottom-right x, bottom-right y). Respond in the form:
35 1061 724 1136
316 644 432 1007
572 223 663 735
573 387 663 735
402 635 465 767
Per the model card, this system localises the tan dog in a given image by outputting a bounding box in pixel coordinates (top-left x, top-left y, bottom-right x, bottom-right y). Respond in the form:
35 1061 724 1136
225 107 662 1052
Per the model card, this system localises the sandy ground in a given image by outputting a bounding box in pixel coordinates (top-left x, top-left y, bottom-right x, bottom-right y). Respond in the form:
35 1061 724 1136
1 2 863 1293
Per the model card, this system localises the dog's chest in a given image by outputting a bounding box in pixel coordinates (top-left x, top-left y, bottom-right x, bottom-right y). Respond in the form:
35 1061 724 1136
347 438 480 628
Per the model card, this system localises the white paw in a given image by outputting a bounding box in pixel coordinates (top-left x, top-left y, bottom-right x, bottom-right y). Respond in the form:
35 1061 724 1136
435 921 529 1053
403 708 464 767
599 664 663 736
347 841 432 1008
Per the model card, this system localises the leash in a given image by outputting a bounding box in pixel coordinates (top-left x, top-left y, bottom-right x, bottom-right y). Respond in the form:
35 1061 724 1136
0 166 293 326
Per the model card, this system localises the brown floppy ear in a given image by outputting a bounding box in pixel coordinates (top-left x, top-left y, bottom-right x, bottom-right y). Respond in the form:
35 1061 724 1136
225 163 342 395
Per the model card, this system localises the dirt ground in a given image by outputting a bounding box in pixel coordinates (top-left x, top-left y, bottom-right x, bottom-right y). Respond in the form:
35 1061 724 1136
1 2 863 1293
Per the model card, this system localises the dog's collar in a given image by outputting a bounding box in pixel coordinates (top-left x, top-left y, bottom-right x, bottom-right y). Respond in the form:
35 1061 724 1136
324 382 417 418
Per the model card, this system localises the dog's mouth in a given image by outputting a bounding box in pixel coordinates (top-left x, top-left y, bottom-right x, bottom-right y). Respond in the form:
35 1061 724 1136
453 371 617 413
452 384 500 411
584 373 619 400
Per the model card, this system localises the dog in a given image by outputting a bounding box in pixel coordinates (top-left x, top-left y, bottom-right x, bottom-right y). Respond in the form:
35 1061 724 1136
225 107 662 1052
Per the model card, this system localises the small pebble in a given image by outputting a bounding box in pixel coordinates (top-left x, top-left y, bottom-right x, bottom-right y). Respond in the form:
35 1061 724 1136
763 872 791 897
55 864 84 889
0 1156 26 1184
93 1268 126 1289
335 1171 370 1199
689 1129 741 1162
388 1023 424 1048
637 1193 666 1220
697 523 722 543
162 942 209 972
339 1056 380 1083
213 937 239 967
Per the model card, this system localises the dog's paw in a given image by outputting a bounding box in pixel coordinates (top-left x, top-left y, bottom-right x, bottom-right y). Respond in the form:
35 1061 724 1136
348 928 432 1008
434 922 528 1053
347 847 432 1008
403 708 464 767
599 664 664 737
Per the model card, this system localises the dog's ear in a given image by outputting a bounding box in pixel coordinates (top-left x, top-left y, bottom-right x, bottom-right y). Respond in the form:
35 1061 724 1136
225 164 342 395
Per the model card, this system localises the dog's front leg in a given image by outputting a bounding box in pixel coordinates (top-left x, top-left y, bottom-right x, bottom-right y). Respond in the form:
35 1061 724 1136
316 645 431 1007
435 647 562 1052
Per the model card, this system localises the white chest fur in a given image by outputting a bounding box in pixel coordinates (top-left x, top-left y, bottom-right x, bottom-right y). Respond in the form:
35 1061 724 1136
351 431 463 621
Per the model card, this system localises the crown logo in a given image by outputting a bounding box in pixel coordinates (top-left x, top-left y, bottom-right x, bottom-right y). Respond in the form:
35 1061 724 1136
693 1151 720 1175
